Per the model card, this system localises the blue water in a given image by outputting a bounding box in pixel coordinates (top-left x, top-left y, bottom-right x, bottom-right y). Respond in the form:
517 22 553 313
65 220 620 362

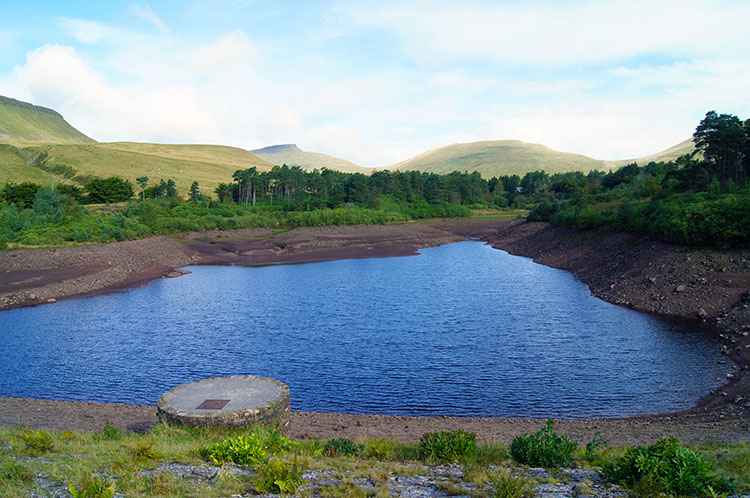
0 241 729 418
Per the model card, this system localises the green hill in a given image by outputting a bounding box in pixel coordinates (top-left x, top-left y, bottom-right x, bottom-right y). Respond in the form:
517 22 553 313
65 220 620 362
251 144 373 174
387 140 604 177
607 138 696 168
0 96 95 144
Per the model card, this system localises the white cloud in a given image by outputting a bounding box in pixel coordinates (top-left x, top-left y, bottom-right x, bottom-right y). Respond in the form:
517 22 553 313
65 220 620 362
59 18 114 44
191 29 257 70
346 0 750 66
305 125 386 165
132 4 169 34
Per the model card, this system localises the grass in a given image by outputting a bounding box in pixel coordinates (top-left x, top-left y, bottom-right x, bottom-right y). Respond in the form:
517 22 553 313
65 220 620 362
0 96 94 145
0 425 747 498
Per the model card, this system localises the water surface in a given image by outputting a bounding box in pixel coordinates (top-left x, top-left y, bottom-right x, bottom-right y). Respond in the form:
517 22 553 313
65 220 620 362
0 241 729 417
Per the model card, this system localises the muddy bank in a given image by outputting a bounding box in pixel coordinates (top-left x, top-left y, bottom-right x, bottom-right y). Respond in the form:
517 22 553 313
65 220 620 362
1 397 748 446
0 224 462 311
433 219 750 422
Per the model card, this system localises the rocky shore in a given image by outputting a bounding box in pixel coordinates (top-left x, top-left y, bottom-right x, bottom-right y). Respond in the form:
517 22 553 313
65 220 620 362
1 218 749 444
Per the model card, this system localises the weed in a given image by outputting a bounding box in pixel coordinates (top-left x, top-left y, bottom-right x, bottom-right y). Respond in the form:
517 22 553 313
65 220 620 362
202 433 267 465
20 428 53 453
68 471 115 498
0 461 33 484
510 420 577 468
129 440 163 460
418 429 477 463
488 469 537 498
434 481 489 497
602 437 736 497
363 437 397 460
316 481 369 497
584 431 608 463
323 437 362 457
254 456 308 495
93 420 121 441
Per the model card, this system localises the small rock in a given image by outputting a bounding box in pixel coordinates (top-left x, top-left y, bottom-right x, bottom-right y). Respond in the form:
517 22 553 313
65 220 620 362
46 298 56 303
29 293 37 300
675 285 686 293
697 308 708 319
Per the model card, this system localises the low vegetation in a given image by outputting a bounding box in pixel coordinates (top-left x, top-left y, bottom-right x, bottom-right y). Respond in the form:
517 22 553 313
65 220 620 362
0 423 746 498
509 420 578 468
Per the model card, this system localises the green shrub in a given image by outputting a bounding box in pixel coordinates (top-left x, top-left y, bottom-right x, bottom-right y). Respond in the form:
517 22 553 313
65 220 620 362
418 430 477 463
254 457 307 495
202 433 267 465
363 436 397 460
0 461 33 484
509 420 577 468
129 440 163 460
68 472 115 498
602 437 735 497
489 469 537 498
20 429 53 453
93 420 122 441
584 431 608 463
322 437 362 457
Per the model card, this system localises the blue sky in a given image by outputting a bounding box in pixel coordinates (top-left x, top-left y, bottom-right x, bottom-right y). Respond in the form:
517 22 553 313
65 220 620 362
1 1 749 166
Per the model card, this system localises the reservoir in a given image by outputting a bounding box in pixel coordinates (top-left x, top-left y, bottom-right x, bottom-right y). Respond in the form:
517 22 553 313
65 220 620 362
0 241 729 418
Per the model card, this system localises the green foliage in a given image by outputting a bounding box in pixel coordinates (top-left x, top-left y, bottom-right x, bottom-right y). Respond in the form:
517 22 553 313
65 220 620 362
85 176 134 203
129 440 162 460
602 437 736 497
253 457 307 495
418 430 478 463
20 428 53 453
584 431 608 463
509 420 577 468
202 433 267 465
363 436 397 460
322 437 363 457
0 461 33 484
68 472 115 498
93 420 122 441
1 181 42 207
489 469 537 498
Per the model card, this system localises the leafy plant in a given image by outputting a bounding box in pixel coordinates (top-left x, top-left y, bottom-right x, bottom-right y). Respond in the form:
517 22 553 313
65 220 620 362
602 437 736 497
254 457 308 495
93 420 121 441
20 428 53 453
363 437 397 460
322 437 362 457
509 420 577 468
489 469 537 498
418 430 477 463
129 440 163 460
68 472 115 498
202 433 267 465
0 461 33 484
584 431 608 462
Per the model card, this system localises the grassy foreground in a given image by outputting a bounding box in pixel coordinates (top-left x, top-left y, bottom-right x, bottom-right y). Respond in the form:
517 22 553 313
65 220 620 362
1 422 747 498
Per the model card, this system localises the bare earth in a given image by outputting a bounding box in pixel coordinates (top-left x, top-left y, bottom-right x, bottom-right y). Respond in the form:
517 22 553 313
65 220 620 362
1 220 748 445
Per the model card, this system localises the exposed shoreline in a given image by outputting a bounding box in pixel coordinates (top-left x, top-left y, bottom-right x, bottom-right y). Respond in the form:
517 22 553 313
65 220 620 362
1 219 749 443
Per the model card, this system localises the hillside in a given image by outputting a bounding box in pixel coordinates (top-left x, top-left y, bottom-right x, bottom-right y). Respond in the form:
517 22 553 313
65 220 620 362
251 144 372 174
607 138 696 168
387 140 605 177
0 96 94 144
12 142 273 193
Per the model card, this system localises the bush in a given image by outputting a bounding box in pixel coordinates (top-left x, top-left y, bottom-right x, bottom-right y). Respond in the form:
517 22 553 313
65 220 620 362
489 469 537 498
202 433 267 465
363 436 397 460
93 420 122 441
418 430 477 463
253 457 307 495
0 461 33 484
602 437 735 497
68 471 115 498
322 437 362 457
20 428 54 453
510 420 577 468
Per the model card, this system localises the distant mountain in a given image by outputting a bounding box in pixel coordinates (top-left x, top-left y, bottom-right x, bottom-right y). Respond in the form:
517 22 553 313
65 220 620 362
0 96 95 144
607 138 696 168
387 138 697 177
387 140 603 177
251 144 372 174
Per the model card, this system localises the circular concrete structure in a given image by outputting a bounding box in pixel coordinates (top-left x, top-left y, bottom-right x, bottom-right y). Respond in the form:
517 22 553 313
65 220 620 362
157 376 290 429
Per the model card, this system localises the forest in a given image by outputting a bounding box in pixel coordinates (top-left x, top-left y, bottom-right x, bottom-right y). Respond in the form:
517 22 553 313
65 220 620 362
0 111 748 248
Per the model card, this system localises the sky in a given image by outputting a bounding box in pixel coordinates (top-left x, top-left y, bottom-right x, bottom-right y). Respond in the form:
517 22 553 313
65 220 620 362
1 1 749 167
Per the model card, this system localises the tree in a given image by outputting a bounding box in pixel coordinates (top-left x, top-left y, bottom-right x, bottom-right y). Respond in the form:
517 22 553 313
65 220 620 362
693 110 748 183
189 181 201 201
85 177 134 203
1 182 42 207
136 176 149 201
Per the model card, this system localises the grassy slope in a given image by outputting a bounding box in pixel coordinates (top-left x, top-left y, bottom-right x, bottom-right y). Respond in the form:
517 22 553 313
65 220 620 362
0 96 94 144
0 144 61 184
33 142 273 192
387 140 605 177
388 139 696 177
251 144 373 174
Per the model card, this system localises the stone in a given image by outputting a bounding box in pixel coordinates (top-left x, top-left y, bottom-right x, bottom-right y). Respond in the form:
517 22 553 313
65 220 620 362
675 285 686 293
157 375 290 430
46 298 56 303
697 308 708 319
